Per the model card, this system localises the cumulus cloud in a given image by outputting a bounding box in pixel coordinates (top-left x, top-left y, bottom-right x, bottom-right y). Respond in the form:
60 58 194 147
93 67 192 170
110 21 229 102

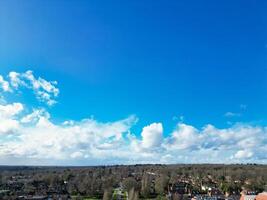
0 70 267 165
6 70 59 106
158 123 267 163
21 108 49 124
0 101 266 164
0 106 138 163
141 123 163 149
0 103 23 135
165 123 200 150
0 103 23 118
0 75 11 92
70 151 84 159
234 150 254 159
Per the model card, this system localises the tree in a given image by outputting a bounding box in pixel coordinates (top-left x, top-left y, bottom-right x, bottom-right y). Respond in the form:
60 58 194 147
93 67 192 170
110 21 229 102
128 187 139 200
173 193 184 200
103 188 113 200
155 175 169 195
122 177 139 192
141 174 151 198
156 195 168 200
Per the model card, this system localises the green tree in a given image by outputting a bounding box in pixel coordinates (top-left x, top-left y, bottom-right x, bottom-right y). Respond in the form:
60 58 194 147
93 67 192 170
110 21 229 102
155 175 169 195
122 177 139 192
141 174 151 198
103 187 113 200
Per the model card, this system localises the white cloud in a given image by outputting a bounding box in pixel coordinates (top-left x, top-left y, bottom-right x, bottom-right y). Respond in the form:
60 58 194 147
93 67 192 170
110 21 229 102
0 107 138 162
20 108 49 124
0 119 20 135
127 123 165 162
0 103 23 118
165 123 200 150
234 150 254 159
70 151 84 159
0 101 267 164
141 123 163 149
8 71 22 89
7 70 59 106
0 103 23 135
224 112 241 117
0 75 11 92
0 70 267 165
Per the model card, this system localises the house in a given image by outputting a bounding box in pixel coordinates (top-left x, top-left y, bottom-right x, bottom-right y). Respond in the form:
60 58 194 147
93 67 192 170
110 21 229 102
0 190 11 198
24 195 48 200
240 195 256 200
208 188 222 196
255 192 267 200
169 182 192 194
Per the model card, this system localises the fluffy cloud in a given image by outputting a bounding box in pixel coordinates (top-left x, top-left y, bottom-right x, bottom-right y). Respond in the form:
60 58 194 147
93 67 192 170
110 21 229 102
141 123 163 149
0 103 23 118
0 101 267 164
0 70 267 165
127 123 165 162
164 123 267 163
0 105 138 164
6 70 59 106
234 150 254 159
0 102 266 164
0 75 11 92
165 123 200 150
0 103 23 134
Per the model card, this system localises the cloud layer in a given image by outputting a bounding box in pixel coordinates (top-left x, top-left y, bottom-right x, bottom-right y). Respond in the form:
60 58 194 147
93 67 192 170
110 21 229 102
0 70 267 165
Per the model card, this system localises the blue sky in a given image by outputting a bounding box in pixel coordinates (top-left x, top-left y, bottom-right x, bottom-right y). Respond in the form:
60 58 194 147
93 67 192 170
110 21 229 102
0 0 267 165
